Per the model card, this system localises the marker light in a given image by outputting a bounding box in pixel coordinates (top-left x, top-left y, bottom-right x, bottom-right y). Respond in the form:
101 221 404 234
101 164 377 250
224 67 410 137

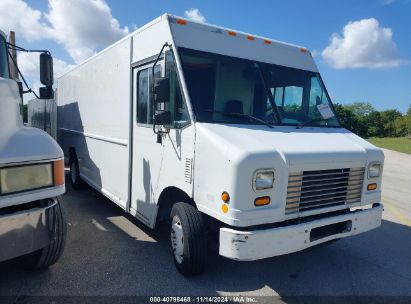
221 204 229 213
247 35 255 41
264 39 272 45
367 183 378 191
254 196 271 206
53 159 65 186
228 31 237 36
300 48 307 53
221 191 230 203
176 19 187 25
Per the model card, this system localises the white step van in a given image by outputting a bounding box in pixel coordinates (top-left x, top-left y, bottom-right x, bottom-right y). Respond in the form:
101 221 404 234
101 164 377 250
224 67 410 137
57 15 384 275
0 30 66 267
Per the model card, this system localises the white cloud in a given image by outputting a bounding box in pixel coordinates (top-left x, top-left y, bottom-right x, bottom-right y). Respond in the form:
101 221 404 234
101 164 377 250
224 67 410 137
322 18 405 69
46 0 129 63
0 0 52 41
17 52 75 79
184 8 206 23
0 0 129 64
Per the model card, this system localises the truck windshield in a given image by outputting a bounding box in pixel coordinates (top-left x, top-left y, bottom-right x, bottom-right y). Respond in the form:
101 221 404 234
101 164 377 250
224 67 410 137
179 48 339 127
0 35 9 79
179 48 278 126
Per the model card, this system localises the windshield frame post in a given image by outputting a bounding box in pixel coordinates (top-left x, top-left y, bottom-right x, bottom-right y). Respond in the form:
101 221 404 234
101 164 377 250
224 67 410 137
255 62 282 124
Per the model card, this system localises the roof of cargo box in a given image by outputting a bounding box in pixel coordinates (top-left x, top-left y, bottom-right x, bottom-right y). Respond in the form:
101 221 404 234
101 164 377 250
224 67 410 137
58 14 318 79
167 14 318 72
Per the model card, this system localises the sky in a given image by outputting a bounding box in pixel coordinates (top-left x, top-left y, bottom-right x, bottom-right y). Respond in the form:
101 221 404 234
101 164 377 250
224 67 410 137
0 0 410 113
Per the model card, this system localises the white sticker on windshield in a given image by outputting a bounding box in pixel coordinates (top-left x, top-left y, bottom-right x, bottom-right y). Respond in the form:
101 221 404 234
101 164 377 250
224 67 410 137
317 104 335 119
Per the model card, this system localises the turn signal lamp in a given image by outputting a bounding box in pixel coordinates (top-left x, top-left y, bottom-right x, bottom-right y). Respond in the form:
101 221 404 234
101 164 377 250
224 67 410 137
54 159 65 186
367 183 377 191
221 204 229 213
221 191 230 203
254 196 271 206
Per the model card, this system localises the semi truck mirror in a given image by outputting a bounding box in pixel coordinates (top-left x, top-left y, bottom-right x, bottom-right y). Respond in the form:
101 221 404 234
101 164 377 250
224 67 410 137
154 110 172 126
154 77 170 104
39 86 54 99
40 53 54 87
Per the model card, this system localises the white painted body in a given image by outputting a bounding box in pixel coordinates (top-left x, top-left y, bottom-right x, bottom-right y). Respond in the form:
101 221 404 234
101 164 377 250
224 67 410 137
56 15 384 260
0 29 65 262
0 77 65 208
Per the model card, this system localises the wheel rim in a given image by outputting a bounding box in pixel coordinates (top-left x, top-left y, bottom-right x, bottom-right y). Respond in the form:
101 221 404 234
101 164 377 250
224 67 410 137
70 161 77 184
171 215 184 264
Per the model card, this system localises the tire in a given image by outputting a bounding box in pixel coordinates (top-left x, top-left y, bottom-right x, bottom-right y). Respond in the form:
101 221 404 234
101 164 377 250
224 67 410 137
22 198 67 270
69 153 84 189
170 202 207 276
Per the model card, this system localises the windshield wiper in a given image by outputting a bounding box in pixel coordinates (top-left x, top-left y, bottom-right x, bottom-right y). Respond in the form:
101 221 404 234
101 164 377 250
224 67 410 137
296 117 334 129
203 109 275 128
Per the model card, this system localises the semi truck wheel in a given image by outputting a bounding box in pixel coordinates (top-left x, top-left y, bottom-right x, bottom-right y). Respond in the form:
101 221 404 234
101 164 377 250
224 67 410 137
170 202 207 276
22 198 67 269
69 153 84 189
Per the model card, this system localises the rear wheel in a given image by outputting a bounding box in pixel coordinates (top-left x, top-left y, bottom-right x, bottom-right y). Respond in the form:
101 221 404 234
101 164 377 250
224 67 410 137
69 153 84 189
21 198 67 269
170 202 207 276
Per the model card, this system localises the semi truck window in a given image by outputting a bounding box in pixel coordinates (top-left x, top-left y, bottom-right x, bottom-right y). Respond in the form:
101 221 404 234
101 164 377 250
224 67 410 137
179 48 339 127
136 65 160 125
263 63 339 126
180 48 277 125
0 36 9 79
283 86 303 112
165 51 190 128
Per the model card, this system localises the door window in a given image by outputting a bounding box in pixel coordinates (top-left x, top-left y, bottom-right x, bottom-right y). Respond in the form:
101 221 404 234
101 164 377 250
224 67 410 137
165 51 190 128
137 65 160 125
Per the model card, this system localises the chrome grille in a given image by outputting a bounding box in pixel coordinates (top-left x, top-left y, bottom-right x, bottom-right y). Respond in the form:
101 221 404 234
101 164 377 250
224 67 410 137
286 167 365 214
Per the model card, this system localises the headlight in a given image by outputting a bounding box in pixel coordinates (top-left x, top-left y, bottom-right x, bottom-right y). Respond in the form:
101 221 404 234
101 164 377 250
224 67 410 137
368 162 381 179
253 170 275 191
0 159 64 195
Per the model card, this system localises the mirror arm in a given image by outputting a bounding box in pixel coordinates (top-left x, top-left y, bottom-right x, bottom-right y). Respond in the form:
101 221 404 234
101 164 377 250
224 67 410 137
152 42 170 135
6 48 39 99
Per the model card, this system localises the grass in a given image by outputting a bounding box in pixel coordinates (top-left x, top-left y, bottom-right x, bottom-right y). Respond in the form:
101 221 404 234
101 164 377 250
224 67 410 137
367 137 411 155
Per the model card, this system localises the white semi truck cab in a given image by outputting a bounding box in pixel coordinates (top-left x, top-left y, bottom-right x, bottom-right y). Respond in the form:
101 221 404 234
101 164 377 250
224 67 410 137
0 31 66 268
56 15 384 276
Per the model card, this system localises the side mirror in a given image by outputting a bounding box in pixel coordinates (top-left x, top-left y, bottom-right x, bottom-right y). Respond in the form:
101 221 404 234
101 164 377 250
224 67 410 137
39 86 54 99
154 77 170 104
40 53 54 87
154 110 172 126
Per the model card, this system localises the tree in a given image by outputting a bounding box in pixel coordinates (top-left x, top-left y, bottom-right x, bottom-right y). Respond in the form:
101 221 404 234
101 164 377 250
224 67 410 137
364 111 384 137
345 102 375 117
380 109 403 137
333 103 359 133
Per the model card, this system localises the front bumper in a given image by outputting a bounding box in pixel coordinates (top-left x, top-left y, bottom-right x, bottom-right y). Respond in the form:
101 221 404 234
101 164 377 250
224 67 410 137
0 198 58 262
219 203 383 261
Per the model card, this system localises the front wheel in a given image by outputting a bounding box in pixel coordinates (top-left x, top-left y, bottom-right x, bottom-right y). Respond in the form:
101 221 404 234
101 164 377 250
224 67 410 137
21 198 67 269
170 202 207 276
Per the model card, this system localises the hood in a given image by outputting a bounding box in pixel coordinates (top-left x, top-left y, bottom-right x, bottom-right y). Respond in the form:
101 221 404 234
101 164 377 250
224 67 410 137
196 123 384 169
